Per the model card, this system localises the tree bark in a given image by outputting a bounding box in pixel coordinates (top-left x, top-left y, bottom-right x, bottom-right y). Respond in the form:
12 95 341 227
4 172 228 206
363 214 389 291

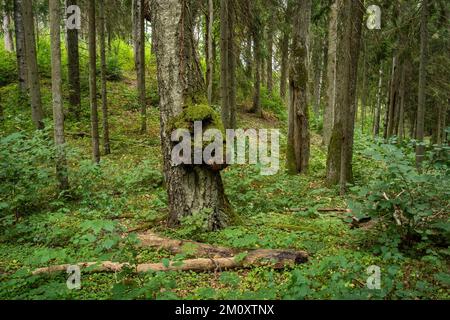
398 64 406 142
279 30 289 101
49 0 69 191
373 66 383 136
286 0 311 174
206 0 214 106
66 0 81 121
323 1 337 146
13 0 27 95
88 0 100 163
2 12 14 52
136 0 147 134
266 14 273 95
416 0 428 170
152 0 232 231
99 0 111 155
250 16 262 116
22 0 44 129
326 0 363 189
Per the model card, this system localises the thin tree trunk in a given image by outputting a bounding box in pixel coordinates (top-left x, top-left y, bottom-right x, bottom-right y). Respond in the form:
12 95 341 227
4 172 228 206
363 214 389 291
323 1 337 146
398 64 406 142
13 0 27 95
99 0 110 155
49 0 69 191
137 0 147 134
280 31 289 101
66 0 81 121
88 0 100 163
416 0 428 170
373 66 383 136
286 0 311 174
251 29 261 116
3 13 14 52
266 17 273 95
220 0 229 127
361 42 368 133
206 0 213 106
22 0 44 129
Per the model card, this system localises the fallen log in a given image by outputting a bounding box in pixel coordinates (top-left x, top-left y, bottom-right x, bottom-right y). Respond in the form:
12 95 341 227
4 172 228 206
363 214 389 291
137 232 234 258
286 207 351 213
32 249 308 275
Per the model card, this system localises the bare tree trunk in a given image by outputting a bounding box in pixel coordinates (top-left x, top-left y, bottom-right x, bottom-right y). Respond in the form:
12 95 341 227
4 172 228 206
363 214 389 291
326 0 363 188
266 15 273 95
220 0 229 127
416 0 428 170
286 0 311 174
360 42 367 133
398 64 406 142
206 0 213 106
373 66 383 136
3 13 14 52
13 0 27 95
387 55 400 138
323 1 337 146
99 0 110 155
22 0 44 129
137 0 147 134
88 0 100 163
251 29 261 116
49 0 69 191
279 31 289 101
152 0 232 230
66 0 81 121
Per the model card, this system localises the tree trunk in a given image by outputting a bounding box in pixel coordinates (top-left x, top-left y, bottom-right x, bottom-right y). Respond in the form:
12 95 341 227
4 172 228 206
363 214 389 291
323 1 337 146
206 0 213 106
416 0 428 170
219 0 236 129
3 12 14 52
326 0 363 188
22 0 44 129
152 0 232 231
266 16 273 95
286 0 311 174
136 0 147 134
360 42 367 133
66 0 81 121
99 0 110 155
49 0 69 191
279 30 289 101
398 64 406 142
88 0 100 163
373 66 383 136
13 0 27 95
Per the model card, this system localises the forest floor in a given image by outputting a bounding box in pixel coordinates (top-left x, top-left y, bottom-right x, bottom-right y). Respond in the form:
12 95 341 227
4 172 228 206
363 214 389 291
0 72 448 300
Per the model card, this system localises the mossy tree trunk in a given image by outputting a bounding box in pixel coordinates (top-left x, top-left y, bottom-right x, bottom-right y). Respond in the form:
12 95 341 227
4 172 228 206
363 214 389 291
152 0 232 231
286 0 311 174
99 0 111 155
325 0 363 192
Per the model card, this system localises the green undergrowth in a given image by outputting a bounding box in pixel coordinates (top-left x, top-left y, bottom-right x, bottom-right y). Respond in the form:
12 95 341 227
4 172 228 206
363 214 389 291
0 66 448 300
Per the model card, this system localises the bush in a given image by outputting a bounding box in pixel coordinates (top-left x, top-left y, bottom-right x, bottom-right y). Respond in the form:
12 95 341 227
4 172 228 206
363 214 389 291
349 141 450 250
0 46 17 87
0 130 56 218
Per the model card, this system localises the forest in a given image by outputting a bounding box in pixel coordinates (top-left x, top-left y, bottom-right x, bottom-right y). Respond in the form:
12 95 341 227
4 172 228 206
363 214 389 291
0 0 448 301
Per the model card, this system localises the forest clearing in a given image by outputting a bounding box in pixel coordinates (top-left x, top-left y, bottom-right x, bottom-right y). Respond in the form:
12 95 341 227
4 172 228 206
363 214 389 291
0 0 449 302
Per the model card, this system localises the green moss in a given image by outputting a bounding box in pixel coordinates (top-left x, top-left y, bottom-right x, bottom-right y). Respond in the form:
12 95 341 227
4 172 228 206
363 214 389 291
170 104 225 135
